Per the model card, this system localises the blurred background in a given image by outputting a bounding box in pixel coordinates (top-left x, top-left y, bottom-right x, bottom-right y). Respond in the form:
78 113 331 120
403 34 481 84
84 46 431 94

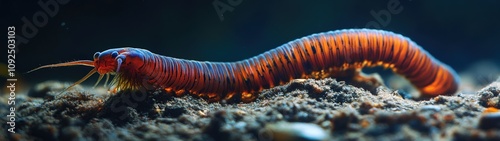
1 0 499 93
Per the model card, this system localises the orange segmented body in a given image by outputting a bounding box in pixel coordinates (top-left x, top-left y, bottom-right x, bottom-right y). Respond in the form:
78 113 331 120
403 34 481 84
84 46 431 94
30 29 459 102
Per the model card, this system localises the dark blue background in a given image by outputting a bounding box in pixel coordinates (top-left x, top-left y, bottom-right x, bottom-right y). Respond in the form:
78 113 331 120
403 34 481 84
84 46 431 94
2 0 500 86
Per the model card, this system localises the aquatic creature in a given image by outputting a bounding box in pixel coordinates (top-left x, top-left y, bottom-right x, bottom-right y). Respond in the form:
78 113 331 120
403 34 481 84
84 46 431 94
29 29 460 102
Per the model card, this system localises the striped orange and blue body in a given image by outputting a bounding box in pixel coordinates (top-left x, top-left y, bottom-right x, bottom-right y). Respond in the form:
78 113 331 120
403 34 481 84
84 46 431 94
31 29 460 102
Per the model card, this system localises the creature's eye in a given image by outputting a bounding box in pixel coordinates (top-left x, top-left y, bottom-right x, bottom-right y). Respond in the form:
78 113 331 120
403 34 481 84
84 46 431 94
93 52 100 59
111 51 118 58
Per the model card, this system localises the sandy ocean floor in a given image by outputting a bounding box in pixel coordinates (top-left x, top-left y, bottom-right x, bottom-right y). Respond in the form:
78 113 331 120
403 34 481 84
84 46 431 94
1 75 500 141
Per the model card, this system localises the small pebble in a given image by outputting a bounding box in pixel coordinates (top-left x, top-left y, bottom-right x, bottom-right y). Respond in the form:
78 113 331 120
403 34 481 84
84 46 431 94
419 105 442 112
483 107 499 114
260 122 328 141
478 112 500 129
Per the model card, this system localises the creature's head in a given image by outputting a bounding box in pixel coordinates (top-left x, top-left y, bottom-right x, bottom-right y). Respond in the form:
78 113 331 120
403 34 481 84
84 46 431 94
28 47 146 93
93 48 145 74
